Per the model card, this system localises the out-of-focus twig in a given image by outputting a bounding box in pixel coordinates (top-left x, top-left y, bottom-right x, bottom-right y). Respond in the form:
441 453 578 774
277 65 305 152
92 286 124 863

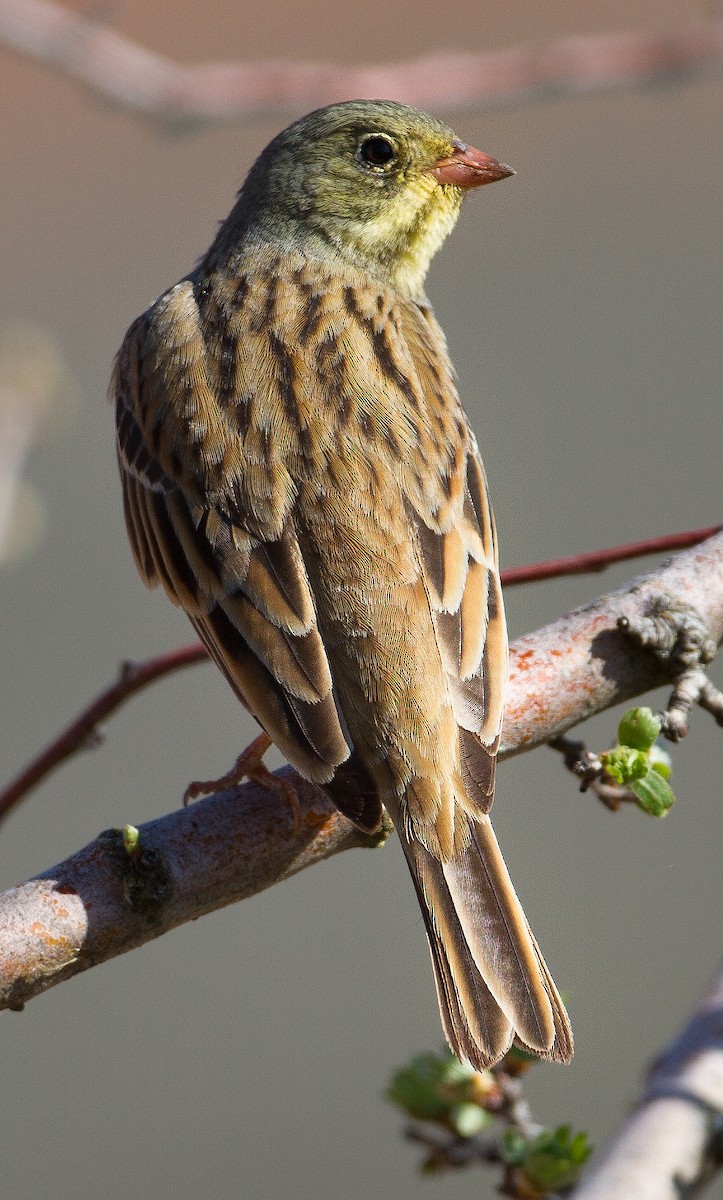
0 325 73 563
0 1 722 131
571 964 723 1199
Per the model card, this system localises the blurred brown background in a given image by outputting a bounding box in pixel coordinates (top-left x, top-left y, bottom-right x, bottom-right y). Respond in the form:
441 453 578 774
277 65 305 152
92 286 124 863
0 2 720 1197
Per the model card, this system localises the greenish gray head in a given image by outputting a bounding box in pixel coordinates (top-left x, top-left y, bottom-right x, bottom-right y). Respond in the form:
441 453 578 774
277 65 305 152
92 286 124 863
220 100 513 297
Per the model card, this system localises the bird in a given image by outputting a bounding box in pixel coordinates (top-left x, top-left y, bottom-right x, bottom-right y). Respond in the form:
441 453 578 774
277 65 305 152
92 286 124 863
113 99 573 1070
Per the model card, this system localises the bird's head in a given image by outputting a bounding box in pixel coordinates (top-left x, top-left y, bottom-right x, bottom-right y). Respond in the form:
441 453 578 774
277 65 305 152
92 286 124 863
226 100 514 297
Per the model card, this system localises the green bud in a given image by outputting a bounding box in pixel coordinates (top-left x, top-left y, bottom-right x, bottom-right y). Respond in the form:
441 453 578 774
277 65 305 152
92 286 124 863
601 746 648 785
448 1102 490 1137
388 1055 450 1122
122 824 140 856
617 707 661 752
501 1127 527 1165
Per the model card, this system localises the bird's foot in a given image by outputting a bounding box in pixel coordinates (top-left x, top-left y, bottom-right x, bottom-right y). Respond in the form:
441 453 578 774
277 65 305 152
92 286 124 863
183 733 302 832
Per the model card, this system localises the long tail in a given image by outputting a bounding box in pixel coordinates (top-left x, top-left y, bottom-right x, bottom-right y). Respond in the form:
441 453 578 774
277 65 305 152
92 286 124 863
400 812 573 1069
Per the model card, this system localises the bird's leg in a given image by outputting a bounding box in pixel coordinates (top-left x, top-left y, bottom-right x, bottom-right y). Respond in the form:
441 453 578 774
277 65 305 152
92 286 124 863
183 732 302 832
183 732 272 804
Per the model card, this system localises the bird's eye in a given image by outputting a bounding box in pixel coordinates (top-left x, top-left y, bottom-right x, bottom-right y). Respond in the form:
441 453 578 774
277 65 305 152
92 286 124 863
358 135 397 170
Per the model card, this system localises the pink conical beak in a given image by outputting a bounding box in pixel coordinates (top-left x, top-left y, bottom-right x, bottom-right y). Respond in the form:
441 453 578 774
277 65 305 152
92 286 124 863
428 141 515 189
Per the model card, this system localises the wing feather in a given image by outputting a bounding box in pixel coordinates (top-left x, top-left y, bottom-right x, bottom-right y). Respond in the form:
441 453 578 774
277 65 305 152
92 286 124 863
113 278 352 786
394 302 508 814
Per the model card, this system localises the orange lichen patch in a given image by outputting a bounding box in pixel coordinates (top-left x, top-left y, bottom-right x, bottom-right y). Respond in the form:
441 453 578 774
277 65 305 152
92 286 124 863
512 648 536 670
29 921 75 952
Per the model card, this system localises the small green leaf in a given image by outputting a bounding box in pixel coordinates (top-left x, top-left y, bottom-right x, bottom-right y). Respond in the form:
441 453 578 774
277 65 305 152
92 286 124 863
617 707 661 752
506 1125 593 1193
501 1127 527 1165
568 1131 592 1164
630 770 676 817
599 709 676 817
387 1051 481 1126
388 1055 453 1122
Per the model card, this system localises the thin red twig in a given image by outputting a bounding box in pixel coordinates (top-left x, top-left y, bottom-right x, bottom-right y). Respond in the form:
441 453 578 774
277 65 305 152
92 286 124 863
0 645 207 820
0 525 717 821
501 524 722 585
1 1 722 129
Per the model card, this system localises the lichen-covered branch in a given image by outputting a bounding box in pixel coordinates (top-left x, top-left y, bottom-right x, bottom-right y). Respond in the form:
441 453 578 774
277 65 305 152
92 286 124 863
502 530 723 756
0 773 387 1011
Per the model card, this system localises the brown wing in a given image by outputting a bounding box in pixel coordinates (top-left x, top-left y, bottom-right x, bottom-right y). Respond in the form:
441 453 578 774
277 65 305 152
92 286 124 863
113 277 358 804
393 300 508 812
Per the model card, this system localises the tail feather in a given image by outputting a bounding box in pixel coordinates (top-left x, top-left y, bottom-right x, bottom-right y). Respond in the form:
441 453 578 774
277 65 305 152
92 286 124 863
406 843 515 1064
520 924 574 1063
399 810 573 1069
442 817 556 1053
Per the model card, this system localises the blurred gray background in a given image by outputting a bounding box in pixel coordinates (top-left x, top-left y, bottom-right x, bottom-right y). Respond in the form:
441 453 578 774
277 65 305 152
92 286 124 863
0 1 720 1197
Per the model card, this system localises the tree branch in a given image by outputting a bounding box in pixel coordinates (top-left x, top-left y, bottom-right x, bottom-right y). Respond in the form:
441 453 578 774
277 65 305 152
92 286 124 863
0 769 388 1012
1 531 721 1010
571 964 723 1200
502 529 723 756
1 0 722 131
